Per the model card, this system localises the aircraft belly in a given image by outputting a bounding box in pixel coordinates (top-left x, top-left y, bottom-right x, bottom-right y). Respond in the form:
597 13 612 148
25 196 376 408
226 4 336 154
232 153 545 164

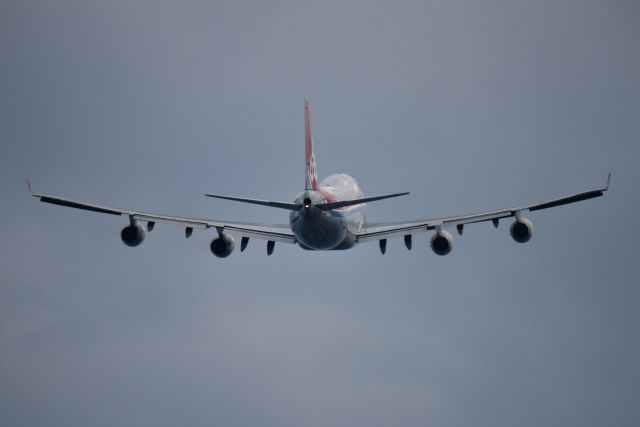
331 232 357 250
290 209 347 250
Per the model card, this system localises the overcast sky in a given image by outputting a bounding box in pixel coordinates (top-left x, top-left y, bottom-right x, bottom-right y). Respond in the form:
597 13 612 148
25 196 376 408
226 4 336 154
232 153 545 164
1 1 639 426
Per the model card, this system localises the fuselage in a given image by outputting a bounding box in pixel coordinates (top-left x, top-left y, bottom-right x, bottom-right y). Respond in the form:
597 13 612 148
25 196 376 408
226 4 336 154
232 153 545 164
289 173 366 250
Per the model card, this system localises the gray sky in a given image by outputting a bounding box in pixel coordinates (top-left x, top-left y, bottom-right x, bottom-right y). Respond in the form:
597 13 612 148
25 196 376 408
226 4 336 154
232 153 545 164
1 0 639 426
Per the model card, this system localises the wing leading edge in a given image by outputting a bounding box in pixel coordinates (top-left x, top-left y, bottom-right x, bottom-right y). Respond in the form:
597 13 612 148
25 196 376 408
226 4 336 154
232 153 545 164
357 173 611 243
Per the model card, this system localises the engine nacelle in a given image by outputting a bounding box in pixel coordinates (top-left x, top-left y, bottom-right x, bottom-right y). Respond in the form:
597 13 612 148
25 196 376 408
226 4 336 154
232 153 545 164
121 223 146 247
510 218 533 243
210 234 235 258
431 230 453 256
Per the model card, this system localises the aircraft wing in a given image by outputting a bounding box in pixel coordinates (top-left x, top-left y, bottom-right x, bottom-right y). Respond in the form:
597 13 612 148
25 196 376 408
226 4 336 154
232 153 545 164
30 189 296 243
357 174 610 243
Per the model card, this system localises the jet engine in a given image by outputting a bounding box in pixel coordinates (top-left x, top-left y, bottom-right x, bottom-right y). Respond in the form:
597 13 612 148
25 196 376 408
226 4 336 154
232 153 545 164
431 230 453 256
210 234 235 258
510 218 533 243
121 223 146 247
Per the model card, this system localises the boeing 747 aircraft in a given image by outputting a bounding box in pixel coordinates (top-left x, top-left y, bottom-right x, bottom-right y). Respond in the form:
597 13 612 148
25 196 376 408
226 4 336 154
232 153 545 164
29 101 610 257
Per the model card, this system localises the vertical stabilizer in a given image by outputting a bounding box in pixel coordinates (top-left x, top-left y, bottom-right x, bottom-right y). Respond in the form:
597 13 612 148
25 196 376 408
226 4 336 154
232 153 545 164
304 99 319 190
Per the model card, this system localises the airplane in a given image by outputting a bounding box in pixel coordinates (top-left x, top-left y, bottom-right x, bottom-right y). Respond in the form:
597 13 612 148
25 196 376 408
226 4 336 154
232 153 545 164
29 100 610 257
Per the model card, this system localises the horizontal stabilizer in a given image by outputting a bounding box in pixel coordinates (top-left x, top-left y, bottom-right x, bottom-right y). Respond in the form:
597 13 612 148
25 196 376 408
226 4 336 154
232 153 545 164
317 192 410 211
205 193 301 210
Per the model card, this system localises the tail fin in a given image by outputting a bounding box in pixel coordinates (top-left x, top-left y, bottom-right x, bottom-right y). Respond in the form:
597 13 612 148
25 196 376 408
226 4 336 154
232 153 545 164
304 99 319 190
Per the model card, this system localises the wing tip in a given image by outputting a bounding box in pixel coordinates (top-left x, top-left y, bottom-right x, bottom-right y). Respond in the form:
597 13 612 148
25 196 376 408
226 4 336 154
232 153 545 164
605 172 611 191
26 178 33 195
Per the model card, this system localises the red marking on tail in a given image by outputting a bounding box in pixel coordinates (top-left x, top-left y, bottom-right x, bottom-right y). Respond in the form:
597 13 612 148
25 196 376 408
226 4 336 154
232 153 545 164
305 99 319 191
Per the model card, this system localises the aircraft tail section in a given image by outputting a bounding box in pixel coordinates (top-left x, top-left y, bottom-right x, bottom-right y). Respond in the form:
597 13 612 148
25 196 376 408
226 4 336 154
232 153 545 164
304 99 319 191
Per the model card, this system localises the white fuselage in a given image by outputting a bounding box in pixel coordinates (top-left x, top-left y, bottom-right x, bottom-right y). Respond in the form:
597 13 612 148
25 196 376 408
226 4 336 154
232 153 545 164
289 173 366 250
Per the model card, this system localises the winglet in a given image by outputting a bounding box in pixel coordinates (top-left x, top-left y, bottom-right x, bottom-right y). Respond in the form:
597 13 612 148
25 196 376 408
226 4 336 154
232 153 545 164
604 172 611 191
26 178 33 195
